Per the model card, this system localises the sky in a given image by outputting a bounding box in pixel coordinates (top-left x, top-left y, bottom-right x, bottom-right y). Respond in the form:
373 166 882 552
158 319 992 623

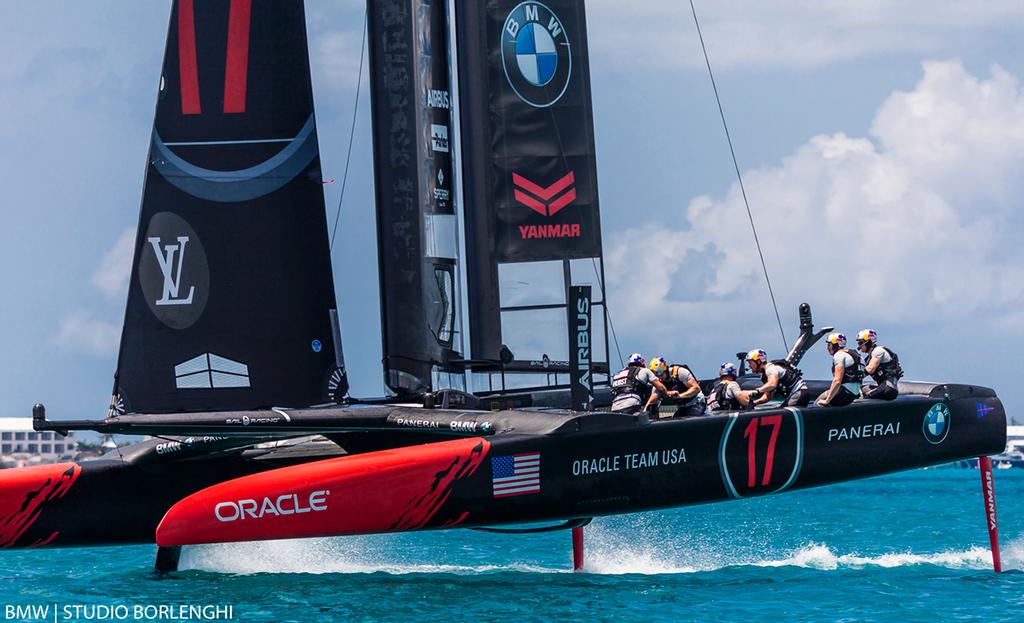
0 1 1022 424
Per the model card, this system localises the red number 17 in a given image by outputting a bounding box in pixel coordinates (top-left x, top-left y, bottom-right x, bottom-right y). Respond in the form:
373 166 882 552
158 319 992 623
743 415 783 488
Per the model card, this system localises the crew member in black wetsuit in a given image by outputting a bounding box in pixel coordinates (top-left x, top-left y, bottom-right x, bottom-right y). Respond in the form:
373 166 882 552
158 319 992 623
648 357 706 418
746 349 809 407
815 332 864 407
611 353 674 415
707 363 756 412
856 329 903 400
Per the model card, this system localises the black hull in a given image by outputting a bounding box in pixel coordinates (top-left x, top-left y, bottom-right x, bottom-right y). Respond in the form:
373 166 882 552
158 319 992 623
1 385 1006 550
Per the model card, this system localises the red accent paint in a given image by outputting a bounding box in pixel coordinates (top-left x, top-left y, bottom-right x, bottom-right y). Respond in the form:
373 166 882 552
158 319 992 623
177 0 202 115
0 463 79 549
156 438 489 546
223 0 252 114
743 417 758 488
979 456 1002 572
760 415 783 486
513 172 577 217
572 526 585 571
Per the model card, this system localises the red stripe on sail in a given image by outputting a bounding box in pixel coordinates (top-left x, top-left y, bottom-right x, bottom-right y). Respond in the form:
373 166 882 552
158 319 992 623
223 0 252 114
178 0 202 115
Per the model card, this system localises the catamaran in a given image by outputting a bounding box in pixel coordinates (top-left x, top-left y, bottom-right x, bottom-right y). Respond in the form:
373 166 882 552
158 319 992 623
0 0 1008 574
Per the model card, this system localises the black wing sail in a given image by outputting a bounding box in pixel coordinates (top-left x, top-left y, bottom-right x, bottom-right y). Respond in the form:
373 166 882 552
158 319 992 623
368 0 462 397
456 0 610 396
113 0 347 415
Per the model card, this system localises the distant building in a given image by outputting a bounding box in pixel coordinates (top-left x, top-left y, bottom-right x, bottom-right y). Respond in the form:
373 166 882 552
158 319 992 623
1006 426 1024 454
0 418 78 465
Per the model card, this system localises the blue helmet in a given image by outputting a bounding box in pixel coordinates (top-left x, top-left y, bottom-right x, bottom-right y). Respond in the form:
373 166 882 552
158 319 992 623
720 362 738 378
628 353 646 367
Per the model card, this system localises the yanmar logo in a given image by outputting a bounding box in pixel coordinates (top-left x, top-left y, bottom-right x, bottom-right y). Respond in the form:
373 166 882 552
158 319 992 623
214 490 329 522
513 171 581 240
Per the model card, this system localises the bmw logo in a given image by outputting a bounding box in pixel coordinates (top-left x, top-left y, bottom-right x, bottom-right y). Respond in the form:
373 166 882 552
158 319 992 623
923 403 951 445
501 2 573 108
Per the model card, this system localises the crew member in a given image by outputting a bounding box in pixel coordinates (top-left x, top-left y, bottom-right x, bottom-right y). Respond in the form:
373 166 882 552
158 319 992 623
747 349 809 407
707 363 758 412
815 332 864 407
648 357 706 418
857 329 903 400
611 353 674 415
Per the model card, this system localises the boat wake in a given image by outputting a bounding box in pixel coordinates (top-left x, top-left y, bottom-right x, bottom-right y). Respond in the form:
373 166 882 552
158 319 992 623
583 529 1024 574
179 538 561 576
179 534 1023 576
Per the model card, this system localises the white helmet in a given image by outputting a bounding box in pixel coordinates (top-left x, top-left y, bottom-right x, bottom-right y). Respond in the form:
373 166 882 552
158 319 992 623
825 332 847 349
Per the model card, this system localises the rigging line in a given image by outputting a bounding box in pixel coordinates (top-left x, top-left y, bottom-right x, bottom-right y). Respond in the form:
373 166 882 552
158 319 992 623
591 257 625 365
541 85 624 368
688 0 788 351
329 10 368 253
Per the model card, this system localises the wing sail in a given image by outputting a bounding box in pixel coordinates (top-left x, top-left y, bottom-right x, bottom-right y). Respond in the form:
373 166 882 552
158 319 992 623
113 0 347 415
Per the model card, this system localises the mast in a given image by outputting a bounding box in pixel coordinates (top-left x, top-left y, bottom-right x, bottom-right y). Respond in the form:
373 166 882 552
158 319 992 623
368 0 463 397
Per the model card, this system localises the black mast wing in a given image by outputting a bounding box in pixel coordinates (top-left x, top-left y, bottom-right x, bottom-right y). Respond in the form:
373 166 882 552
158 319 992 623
456 0 610 398
113 0 347 415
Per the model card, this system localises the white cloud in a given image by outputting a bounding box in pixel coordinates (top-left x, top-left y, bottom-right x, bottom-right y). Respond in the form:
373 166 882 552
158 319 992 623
91 228 135 302
587 1 1024 69
607 61 1024 356
53 230 133 358
51 312 120 358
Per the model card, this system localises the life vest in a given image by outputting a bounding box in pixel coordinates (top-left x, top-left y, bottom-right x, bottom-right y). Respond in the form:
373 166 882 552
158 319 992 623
762 360 802 397
666 364 695 392
611 366 651 404
839 348 865 384
870 346 904 384
712 381 743 411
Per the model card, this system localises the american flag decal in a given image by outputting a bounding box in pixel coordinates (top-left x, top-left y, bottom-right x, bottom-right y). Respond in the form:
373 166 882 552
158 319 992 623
491 453 541 498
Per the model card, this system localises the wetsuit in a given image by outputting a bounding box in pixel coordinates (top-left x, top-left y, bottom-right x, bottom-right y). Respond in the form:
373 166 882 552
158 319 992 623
611 365 657 414
863 346 902 400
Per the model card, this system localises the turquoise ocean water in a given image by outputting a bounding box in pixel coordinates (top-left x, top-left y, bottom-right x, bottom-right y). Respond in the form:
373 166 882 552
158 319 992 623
1 467 1021 622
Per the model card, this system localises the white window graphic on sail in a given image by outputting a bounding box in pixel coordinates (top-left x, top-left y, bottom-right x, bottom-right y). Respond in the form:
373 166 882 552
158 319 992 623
175 353 250 389
148 236 195 306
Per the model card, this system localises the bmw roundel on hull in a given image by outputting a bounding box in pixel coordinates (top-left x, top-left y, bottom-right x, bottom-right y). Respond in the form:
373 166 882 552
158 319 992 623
502 2 573 108
923 403 952 445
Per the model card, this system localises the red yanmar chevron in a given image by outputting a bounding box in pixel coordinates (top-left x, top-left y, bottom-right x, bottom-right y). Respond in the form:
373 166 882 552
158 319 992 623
513 171 577 216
